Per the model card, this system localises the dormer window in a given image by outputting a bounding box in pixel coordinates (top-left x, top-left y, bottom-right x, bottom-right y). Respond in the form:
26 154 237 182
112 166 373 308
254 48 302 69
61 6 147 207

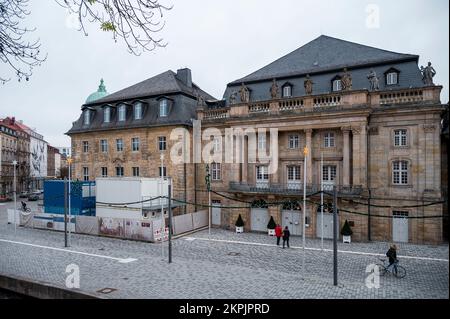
118 104 126 121
160 99 168 117
385 68 400 86
104 107 111 123
83 110 90 125
332 78 342 92
283 86 292 98
134 102 142 120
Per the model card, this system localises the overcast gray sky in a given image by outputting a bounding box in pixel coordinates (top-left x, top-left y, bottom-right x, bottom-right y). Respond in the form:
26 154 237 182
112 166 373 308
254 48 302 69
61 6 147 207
0 0 448 147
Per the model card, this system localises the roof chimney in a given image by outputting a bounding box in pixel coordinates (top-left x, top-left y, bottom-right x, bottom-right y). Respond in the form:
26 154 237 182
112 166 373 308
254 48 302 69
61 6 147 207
176 68 192 88
11 117 15 125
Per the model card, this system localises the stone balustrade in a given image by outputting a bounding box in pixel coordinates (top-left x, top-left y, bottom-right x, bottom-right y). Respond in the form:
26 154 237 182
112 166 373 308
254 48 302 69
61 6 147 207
248 102 270 113
313 94 342 107
279 98 304 111
379 89 423 105
203 108 230 120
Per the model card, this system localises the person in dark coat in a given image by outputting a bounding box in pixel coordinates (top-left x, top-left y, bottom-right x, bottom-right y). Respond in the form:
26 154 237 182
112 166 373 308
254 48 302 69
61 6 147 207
282 226 290 248
275 224 283 246
386 244 398 273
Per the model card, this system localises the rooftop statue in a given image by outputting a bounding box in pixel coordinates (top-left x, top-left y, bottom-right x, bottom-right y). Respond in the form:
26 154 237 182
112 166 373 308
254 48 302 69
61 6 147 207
421 62 436 86
270 79 279 99
229 91 237 105
367 69 380 91
304 74 314 95
341 68 352 90
239 83 250 103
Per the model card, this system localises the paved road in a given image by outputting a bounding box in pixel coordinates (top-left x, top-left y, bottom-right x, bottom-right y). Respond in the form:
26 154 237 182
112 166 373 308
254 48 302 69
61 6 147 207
0 203 448 299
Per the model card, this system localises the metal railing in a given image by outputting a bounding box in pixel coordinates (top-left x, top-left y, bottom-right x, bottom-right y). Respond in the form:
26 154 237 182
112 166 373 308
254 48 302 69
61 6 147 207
229 182 363 196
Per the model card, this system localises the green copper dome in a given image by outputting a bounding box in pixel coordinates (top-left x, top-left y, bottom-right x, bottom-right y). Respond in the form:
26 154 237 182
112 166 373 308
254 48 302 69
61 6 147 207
86 79 109 103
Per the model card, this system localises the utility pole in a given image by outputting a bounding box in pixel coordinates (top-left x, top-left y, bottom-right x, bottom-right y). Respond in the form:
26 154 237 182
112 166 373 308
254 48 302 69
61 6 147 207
320 152 324 250
67 157 73 246
368 188 371 241
64 177 68 248
13 160 17 235
205 158 211 236
333 185 338 286
160 153 165 259
302 146 308 276
168 181 172 263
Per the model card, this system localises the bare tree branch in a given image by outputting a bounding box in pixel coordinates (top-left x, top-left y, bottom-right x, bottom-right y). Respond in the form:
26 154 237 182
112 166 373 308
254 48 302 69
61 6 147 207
0 0 47 83
56 0 173 56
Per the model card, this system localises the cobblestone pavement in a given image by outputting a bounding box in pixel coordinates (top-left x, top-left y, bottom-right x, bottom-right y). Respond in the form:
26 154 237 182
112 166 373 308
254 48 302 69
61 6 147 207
0 207 448 299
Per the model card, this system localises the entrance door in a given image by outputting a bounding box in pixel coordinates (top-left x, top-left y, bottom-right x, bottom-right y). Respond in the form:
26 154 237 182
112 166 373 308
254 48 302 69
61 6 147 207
282 210 302 236
251 208 269 232
212 200 221 226
393 211 409 243
316 204 335 239
322 165 337 191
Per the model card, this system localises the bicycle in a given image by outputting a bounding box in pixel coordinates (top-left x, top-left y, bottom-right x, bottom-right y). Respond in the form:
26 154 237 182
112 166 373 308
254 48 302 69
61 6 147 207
376 258 406 278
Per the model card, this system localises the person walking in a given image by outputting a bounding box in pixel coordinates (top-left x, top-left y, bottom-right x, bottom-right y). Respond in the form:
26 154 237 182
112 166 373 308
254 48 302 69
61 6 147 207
275 224 283 246
282 226 290 249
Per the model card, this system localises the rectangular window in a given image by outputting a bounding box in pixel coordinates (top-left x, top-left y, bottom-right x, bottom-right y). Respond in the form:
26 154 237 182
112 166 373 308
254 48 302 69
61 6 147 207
132 167 140 177
324 132 335 148
393 161 408 185
83 167 89 181
82 141 89 153
211 163 221 181
213 137 221 153
256 166 269 181
104 107 110 123
116 167 124 177
283 86 292 97
387 72 398 85
83 110 90 125
160 100 168 117
116 138 123 152
333 79 342 92
288 134 299 149
159 166 167 177
100 139 108 153
132 137 140 151
258 134 266 150
134 103 142 120
322 165 337 182
158 136 166 151
287 166 301 181
118 105 126 121
101 167 108 177
394 129 407 147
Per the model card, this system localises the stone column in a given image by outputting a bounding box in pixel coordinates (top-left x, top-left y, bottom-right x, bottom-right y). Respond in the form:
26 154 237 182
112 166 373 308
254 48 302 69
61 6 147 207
242 135 248 183
305 129 313 184
352 126 361 186
341 127 351 186
360 125 368 187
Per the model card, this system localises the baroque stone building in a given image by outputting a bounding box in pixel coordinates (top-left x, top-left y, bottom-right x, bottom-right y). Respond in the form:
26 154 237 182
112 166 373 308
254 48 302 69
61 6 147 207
195 35 446 244
67 70 215 213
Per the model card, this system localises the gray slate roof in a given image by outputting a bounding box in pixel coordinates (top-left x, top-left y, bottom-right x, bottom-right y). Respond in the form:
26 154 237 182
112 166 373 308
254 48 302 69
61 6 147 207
86 70 215 105
230 35 418 84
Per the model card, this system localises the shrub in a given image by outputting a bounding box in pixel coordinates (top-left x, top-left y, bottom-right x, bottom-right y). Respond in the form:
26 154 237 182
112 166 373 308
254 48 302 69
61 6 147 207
235 214 244 227
341 220 353 236
267 216 276 229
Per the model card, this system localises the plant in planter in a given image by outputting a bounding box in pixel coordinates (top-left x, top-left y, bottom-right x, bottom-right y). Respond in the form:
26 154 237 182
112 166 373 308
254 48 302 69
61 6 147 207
341 219 353 243
267 216 276 236
235 214 244 233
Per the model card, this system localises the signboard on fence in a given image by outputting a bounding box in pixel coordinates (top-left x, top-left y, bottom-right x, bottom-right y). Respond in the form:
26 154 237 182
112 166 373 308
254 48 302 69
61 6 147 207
124 220 153 241
153 226 169 242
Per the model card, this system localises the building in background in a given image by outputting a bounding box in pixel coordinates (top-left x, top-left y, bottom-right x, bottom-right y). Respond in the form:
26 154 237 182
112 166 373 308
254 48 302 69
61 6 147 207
58 146 71 158
47 145 60 178
0 122 18 196
67 72 215 214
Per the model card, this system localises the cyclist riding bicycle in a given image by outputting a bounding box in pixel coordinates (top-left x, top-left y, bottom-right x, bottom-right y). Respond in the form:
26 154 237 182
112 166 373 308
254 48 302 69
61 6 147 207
386 244 398 273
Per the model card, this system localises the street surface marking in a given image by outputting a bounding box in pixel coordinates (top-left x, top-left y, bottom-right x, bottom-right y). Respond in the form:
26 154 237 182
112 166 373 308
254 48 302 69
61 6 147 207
0 238 137 263
187 237 449 262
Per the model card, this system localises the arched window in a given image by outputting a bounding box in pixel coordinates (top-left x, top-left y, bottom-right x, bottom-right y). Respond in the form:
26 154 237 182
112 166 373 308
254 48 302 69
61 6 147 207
332 77 342 92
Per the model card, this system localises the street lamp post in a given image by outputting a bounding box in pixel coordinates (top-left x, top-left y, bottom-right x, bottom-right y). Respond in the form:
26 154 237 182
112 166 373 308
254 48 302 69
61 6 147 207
67 156 73 246
12 160 17 234
160 153 165 260
302 147 308 275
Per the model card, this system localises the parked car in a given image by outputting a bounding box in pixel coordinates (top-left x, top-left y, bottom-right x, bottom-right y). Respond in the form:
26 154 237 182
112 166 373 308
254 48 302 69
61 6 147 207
28 193 40 201
19 191 30 198
0 195 12 203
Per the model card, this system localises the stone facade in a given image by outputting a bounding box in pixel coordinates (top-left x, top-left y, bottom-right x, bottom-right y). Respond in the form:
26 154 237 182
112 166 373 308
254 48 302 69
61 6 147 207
196 86 445 244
